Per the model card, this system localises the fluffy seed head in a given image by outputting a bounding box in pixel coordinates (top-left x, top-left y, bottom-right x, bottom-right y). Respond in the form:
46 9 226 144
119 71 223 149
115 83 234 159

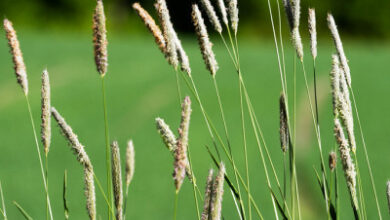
334 118 358 209
201 169 214 220
327 14 351 87
292 27 303 61
51 107 96 220
211 163 225 220
3 19 28 95
330 54 341 117
126 140 135 187
192 4 219 76
111 141 123 220
329 151 337 171
41 69 51 156
133 2 166 54
279 93 289 153
227 0 238 35
155 0 179 69
291 0 300 28
200 0 222 33
174 35 191 75
173 96 192 193
308 8 317 59
93 0 108 76
217 0 228 26
156 117 177 152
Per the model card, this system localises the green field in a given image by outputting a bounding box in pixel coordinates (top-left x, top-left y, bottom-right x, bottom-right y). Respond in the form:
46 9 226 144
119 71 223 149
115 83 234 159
0 31 389 219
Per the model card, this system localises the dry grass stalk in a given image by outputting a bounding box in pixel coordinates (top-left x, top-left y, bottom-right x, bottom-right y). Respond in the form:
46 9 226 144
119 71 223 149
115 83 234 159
155 0 178 69
156 117 177 152
111 141 123 220
227 0 238 35
51 107 96 220
93 0 108 76
279 93 289 153
327 14 351 87
329 151 337 172
200 0 222 33
3 19 28 95
308 8 317 59
41 69 51 156
125 140 135 187
334 118 358 209
133 2 166 54
192 4 219 76
210 163 225 220
201 169 214 220
217 0 228 26
173 96 192 193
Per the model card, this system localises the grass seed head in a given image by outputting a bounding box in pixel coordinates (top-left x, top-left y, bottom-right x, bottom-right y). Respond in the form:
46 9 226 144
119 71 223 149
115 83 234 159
156 117 177 152
111 141 123 220
211 162 225 220
51 107 96 220
192 4 219 76
3 19 28 95
328 151 337 171
174 35 191 75
173 96 192 193
126 140 135 187
41 69 51 156
93 0 108 76
308 8 317 59
279 93 289 153
217 0 228 26
330 54 341 117
201 169 214 220
133 2 166 54
292 27 303 61
227 0 238 35
282 0 294 30
200 0 222 33
327 13 351 87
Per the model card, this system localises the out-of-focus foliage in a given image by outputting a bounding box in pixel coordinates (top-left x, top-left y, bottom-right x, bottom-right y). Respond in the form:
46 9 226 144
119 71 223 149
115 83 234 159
0 0 389 38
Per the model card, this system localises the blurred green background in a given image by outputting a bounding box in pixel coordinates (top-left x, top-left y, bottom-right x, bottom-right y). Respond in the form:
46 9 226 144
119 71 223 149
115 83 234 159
0 0 389 219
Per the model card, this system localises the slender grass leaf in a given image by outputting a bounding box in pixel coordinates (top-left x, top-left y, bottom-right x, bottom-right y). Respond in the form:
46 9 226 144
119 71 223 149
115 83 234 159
13 201 33 220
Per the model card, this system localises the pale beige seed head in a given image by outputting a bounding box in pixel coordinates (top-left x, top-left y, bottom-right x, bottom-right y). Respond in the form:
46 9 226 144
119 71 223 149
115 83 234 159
327 13 351 87
217 0 228 26
334 118 358 209
291 0 300 28
155 0 179 69
133 2 166 54
200 0 222 33
201 169 214 220
126 140 135 187
192 4 219 76
174 33 191 75
41 69 51 156
387 181 390 213
308 8 317 59
211 162 225 220
156 117 177 152
173 96 192 193
330 54 341 117
3 19 28 95
227 0 238 35
51 107 96 220
329 151 337 171
111 141 123 220
93 0 108 76
292 27 303 61
279 93 289 153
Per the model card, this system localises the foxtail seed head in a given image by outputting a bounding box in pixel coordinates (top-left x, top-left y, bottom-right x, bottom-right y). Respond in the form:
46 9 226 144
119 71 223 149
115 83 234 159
51 107 96 220
279 93 289 153
211 163 225 220
329 151 337 171
282 0 294 30
192 4 219 76
200 0 222 33
41 69 51 156
174 34 191 75
133 2 166 54
111 141 123 220
156 117 177 152
330 54 341 117
327 13 351 87
217 0 228 26
93 0 108 76
227 0 238 35
3 19 28 95
126 140 135 187
292 27 303 61
155 0 178 69
173 96 192 193
201 169 214 220
291 0 300 28
308 8 317 59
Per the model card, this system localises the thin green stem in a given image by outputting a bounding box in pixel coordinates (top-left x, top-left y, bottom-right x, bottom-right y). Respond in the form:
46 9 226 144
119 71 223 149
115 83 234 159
0 181 7 220
101 76 112 220
187 147 200 220
350 89 382 219
175 70 182 104
173 192 179 220
24 95 53 220
45 157 49 220
93 174 116 219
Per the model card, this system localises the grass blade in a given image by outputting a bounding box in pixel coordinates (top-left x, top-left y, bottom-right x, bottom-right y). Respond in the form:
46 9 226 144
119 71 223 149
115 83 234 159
13 201 33 220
